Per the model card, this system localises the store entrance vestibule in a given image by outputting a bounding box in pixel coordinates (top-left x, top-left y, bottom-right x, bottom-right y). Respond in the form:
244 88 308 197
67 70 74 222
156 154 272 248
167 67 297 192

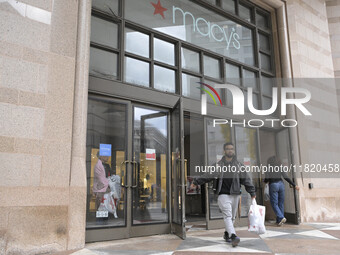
183 114 299 229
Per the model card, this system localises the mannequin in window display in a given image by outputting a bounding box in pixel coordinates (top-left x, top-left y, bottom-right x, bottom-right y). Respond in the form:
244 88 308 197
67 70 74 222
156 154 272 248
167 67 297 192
93 152 121 218
93 153 111 210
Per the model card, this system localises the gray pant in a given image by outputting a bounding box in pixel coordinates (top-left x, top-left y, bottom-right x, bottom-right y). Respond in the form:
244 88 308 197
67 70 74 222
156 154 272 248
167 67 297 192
217 194 240 235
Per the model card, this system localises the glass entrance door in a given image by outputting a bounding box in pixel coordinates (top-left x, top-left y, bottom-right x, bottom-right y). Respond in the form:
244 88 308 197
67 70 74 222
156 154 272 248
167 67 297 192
131 107 169 226
170 98 186 239
85 97 170 242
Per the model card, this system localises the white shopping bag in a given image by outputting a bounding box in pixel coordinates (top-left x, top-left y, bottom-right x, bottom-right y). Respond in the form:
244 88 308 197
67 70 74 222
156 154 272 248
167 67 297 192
97 193 118 218
264 183 270 201
248 199 266 234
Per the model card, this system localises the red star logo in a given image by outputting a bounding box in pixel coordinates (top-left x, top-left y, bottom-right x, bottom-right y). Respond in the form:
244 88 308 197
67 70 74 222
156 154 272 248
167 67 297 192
151 0 167 19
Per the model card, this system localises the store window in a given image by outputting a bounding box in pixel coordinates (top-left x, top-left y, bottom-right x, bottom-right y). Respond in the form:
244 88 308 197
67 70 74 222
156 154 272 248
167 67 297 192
89 0 277 113
92 0 120 16
91 16 118 49
125 0 255 65
203 55 221 80
154 65 176 93
125 28 149 58
256 11 270 30
124 57 150 87
90 47 118 80
86 98 127 228
89 14 119 80
239 2 252 22
182 48 200 73
154 38 175 65
225 63 241 86
221 0 236 14
182 73 201 99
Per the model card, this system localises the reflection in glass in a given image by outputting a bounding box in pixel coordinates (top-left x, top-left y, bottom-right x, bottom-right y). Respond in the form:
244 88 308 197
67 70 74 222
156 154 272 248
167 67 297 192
259 33 270 52
239 4 252 22
133 107 168 224
256 12 269 29
182 73 200 100
261 76 274 96
221 0 235 14
182 48 200 73
235 127 258 217
124 57 149 87
154 65 176 93
125 28 149 58
91 16 118 49
92 0 119 16
206 118 231 219
154 38 175 65
86 98 126 228
243 69 257 90
261 53 271 71
90 47 117 80
245 91 259 111
262 96 273 110
204 55 221 79
226 88 233 107
226 63 241 86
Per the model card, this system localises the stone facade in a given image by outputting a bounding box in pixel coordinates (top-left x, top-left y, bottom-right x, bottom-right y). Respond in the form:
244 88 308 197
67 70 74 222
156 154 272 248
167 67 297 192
327 0 340 77
285 0 340 222
0 0 90 254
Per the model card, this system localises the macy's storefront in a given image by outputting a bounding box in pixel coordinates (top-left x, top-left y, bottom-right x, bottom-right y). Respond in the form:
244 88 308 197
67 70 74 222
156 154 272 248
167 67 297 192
85 0 300 242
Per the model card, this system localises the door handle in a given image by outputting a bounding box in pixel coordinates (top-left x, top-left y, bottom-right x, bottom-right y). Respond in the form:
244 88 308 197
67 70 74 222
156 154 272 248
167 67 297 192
131 160 138 188
120 160 129 187
120 160 138 189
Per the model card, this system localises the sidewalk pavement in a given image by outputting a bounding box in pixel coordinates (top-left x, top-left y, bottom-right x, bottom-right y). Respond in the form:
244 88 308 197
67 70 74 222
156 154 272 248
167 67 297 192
61 222 340 255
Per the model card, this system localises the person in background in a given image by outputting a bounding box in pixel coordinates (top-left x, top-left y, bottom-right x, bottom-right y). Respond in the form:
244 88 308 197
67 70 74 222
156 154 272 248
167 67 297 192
190 142 256 247
264 156 300 226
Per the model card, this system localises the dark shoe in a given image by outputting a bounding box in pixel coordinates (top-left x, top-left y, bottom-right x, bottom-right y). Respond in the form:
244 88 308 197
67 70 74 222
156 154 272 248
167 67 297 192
223 231 231 243
230 234 240 247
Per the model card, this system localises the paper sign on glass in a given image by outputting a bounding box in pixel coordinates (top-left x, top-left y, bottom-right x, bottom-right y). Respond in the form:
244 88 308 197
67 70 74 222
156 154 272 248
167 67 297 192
99 144 112 157
146 148 156 160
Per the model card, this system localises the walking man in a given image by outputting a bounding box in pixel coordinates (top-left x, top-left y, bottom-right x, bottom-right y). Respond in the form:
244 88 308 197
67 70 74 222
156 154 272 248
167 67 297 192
190 142 256 247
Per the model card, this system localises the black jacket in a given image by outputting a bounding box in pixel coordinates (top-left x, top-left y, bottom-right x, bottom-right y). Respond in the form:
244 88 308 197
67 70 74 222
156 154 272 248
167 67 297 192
193 156 256 197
